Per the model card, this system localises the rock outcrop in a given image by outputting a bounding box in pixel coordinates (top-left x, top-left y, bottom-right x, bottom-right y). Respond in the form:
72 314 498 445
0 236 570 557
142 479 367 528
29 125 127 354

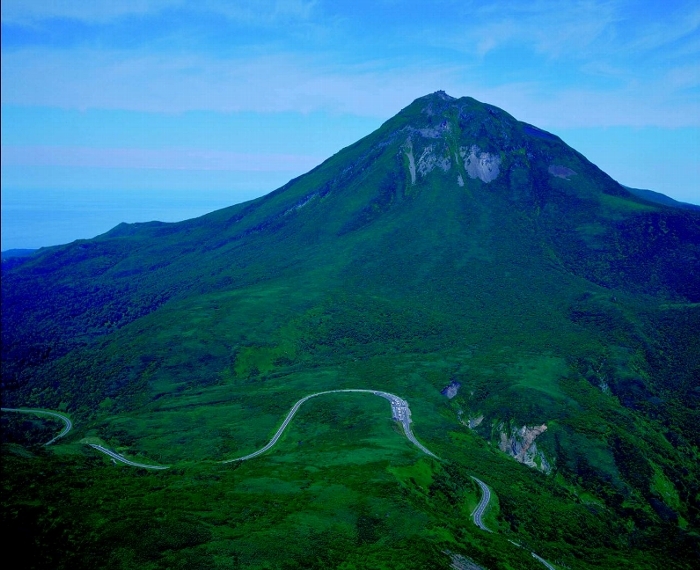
461 145 500 183
441 380 461 399
497 423 551 473
548 164 577 180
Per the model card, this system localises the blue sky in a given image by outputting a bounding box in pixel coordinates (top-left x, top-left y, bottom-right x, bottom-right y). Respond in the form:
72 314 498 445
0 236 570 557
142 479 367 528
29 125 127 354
2 0 699 249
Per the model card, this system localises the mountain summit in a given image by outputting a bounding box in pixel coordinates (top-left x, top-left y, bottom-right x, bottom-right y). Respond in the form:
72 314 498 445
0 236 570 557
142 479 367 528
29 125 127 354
2 93 699 569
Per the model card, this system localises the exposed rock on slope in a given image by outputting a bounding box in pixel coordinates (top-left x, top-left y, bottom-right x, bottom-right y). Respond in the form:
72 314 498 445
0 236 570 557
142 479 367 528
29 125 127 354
462 145 501 183
549 164 577 180
441 380 462 399
498 423 551 474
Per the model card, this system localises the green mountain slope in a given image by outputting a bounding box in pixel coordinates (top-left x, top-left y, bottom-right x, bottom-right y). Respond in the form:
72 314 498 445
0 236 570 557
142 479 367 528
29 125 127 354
2 92 699 569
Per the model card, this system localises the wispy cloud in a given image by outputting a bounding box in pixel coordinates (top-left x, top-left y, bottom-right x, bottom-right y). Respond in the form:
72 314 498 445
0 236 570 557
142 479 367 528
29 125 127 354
0 48 457 116
1 0 698 207
0 0 319 25
197 0 319 25
3 46 698 128
0 0 178 24
434 0 620 59
663 64 700 90
623 3 700 53
1 145 323 172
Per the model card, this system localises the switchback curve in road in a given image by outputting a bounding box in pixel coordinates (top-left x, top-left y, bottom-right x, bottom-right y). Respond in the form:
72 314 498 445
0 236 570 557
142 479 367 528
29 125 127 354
222 389 438 463
470 476 492 532
1 407 73 446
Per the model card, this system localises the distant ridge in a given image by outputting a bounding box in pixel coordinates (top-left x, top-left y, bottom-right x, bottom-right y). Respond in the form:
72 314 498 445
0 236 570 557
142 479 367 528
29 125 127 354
1 248 37 259
625 186 700 211
1 249 37 270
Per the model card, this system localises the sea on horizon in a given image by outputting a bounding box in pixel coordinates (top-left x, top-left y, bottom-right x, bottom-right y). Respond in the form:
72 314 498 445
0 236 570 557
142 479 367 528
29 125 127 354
1 187 265 251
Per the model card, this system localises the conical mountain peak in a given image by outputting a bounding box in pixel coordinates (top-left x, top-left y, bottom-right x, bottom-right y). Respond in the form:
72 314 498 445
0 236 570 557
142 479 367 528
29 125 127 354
367 92 565 189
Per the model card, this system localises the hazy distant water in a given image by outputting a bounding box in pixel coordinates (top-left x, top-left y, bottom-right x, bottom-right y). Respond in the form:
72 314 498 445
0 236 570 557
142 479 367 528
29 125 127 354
1 188 264 251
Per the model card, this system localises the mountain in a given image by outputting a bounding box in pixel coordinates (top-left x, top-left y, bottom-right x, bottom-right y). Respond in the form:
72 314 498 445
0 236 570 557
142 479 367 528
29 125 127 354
2 91 699 569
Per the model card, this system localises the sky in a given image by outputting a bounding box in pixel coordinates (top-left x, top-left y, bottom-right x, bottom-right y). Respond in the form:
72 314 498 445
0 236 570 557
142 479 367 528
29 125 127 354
2 0 699 250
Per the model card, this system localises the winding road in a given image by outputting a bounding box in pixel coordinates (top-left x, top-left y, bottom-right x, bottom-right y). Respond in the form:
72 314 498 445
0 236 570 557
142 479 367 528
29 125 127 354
472 485 557 570
9 394 558 568
470 476 492 532
1 407 73 446
223 389 438 463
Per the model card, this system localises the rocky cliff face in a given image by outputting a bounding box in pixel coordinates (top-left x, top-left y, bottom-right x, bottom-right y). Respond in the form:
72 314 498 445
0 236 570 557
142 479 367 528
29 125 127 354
497 423 551 474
